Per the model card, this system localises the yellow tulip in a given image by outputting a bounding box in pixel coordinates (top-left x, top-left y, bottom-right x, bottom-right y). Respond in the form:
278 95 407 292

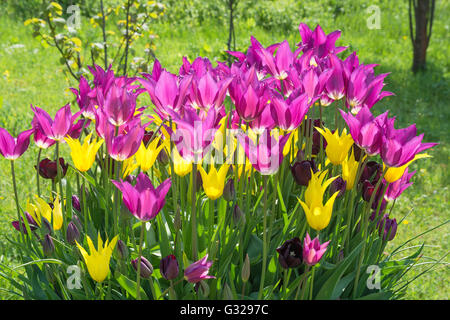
298 170 339 231
76 233 118 283
65 132 103 172
315 127 353 165
198 164 230 200
27 195 63 230
122 156 139 178
384 153 431 183
172 147 192 177
135 137 164 172
341 149 363 190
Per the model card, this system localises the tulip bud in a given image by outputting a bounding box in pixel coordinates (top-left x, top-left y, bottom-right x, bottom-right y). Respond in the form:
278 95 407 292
132 256 153 279
241 254 250 283
223 179 235 202
296 149 305 162
42 234 55 256
116 240 129 260
72 195 81 212
312 130 327 155
233 204 246 226
160 255 179 280
290 160 317 186
377 215 397 241
330 177 346 198
66 221 80 245
157 148 169 166
222 283 234 300
276 237 302 269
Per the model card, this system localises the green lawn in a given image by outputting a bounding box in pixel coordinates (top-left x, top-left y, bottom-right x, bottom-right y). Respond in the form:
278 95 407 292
0 0 448 299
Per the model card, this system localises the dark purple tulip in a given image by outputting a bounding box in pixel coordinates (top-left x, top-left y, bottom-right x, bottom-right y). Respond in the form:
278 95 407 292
377 215 397 241
42 234 55 256
72 195 81 212
276 237 303 269
132 256 153 279
360 161 382 184
35 158 68 181
291 160 317 186
142 130 154 147
330 177 347 198
66 221 80 245
160 255 179 280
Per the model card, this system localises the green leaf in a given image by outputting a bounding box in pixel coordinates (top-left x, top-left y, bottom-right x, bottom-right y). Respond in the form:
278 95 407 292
116 274 148 300
315 242 363 300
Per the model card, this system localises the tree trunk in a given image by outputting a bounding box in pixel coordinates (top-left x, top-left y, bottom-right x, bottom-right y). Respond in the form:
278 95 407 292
409 0 435 73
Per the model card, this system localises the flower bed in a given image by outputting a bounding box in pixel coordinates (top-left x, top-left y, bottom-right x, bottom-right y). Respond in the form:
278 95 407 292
0 23 438 300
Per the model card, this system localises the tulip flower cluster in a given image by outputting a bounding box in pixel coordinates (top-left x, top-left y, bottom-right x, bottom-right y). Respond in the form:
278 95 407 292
0 23 438 300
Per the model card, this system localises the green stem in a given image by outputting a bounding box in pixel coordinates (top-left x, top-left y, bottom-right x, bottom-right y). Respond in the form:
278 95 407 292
36 148 42 197
295 265 310 300
257 176 269 299
136 221 146 300
191 163 198 260
10 160 25 241
309 266 315 300
56 142 65 215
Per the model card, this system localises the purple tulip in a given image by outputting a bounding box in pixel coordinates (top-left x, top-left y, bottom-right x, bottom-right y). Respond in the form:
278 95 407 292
330 176 347 198
270 89 311 131
302 232 330 266
31 104 78 142
229 66 270 121
105 124 144 161
139 70 193 120
103 81 138 127
325 54 347 101
0 127 34 160
297 23 347 58
12 212 39 234
112 173 171 221
345 64 393 114
238 130 291 175
381 120 437 167
340 106 388 156
184 254 215 284
169 106 220 162
385 168 416 201
188 71 233 116
256 40 297 80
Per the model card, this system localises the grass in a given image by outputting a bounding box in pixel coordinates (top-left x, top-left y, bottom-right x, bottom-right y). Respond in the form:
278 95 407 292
0 0 448 299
